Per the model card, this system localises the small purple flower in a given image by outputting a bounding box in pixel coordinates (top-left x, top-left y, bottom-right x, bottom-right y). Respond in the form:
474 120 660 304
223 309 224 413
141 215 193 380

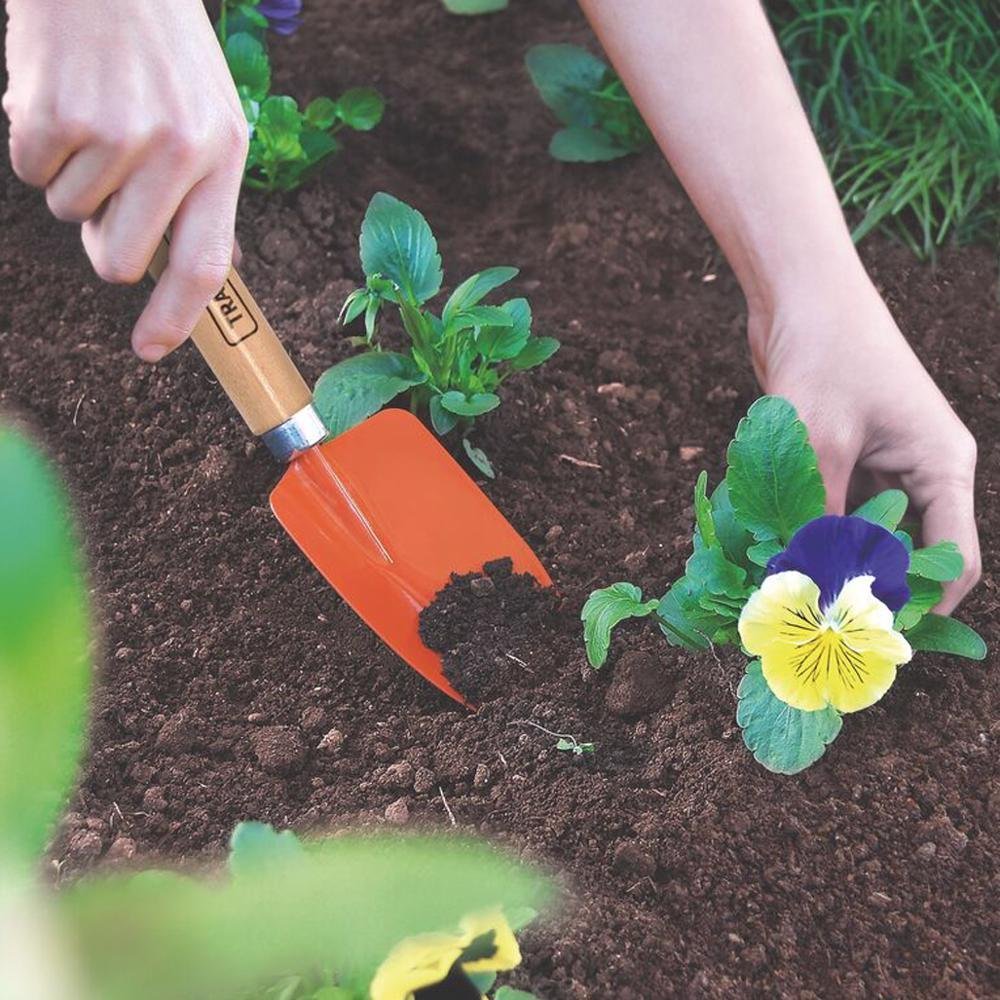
256 0 302 36
767 514 910 613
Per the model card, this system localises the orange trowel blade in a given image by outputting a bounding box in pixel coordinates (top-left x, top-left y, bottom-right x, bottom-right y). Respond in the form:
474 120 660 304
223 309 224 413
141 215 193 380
270 409 551 705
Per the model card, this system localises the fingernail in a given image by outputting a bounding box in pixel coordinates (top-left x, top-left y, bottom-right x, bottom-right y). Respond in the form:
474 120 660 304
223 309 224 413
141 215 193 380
138 343 169 363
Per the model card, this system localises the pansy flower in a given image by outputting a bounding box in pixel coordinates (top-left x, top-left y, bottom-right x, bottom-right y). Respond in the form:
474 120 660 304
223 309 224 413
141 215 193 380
256 0 303 36
370 909 521 1000
738 515 913 714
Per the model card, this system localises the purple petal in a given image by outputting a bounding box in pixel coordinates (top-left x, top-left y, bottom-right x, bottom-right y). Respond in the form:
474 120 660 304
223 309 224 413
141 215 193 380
256 0 302 34
767 514 910 612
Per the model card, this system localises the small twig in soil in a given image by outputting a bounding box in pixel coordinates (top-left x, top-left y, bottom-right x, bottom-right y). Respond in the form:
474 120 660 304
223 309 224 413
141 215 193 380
72 392 86 427
558 453 602 469
504 651 533 673
438 785 456 827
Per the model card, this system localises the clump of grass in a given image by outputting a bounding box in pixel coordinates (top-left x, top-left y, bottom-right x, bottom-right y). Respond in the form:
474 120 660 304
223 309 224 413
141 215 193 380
768 0 999 258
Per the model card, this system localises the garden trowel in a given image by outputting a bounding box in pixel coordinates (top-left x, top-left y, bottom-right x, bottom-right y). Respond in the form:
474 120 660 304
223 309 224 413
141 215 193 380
149 241 550 706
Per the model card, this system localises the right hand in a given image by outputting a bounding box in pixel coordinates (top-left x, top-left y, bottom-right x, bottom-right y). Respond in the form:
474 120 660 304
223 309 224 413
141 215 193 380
3 0 248 362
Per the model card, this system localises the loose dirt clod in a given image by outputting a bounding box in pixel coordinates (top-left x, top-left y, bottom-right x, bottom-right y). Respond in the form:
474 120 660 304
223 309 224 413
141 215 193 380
251 726 308 776
419 558 561 704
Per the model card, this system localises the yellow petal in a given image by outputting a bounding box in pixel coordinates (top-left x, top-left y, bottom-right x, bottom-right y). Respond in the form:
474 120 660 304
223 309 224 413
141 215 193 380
369 932 465 1000
457 909 521 974
822 576 912 713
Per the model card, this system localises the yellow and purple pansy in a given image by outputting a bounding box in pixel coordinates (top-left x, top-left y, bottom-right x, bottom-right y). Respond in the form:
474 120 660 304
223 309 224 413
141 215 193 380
369 909 521 1000
739 515 913 713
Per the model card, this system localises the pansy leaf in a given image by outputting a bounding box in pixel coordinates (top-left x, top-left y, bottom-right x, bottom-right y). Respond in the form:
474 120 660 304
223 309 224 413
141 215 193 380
442 0 509 13
895 575 943 631
452 305 514 332
693 471 718 550
725 396 826 544
334 87 385 131
736 660 842 774
462 438 495 479
229 821 305 879
852 489 908 531
477 298 532 361
895 529 914 552
442 267 519 327
747 538 784 568
468 972 499 993
549 126 631 163
439 391 501 417
905 614 986 660
685 546 751 602
304 96 339 130
429 395 459 436
359 193 443 305
314 351 427 437
908 542 964 582
708 481 756 573
504 906 538 932
525 43 607 127
508 336 560 371
495 990 539 1000
224 32 271 102
657 577 733 651
581 583 659 667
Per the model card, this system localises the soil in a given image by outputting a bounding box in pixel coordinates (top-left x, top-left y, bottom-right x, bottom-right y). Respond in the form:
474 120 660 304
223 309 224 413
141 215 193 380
1 1 999 997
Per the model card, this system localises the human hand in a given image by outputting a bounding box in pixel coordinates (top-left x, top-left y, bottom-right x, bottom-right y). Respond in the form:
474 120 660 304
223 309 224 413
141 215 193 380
3 0 248 362
748 273 980 613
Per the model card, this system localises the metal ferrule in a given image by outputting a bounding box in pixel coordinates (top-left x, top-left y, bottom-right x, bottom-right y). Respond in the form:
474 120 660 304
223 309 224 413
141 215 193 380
261 403 327 463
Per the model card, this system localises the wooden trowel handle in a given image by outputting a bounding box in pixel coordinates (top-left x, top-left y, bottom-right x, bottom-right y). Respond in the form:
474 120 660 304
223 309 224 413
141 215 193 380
149 239 325 461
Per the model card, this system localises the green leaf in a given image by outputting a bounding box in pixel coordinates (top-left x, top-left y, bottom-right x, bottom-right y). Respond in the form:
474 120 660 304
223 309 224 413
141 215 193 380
453 305 514 331
299 126 340 166
335 87 385 131
693 471 718 549
495 990 539 1000
581 583 658 668
737 660 842 774
224 32 271 102
895 575 943 631
895 529 914 552
0 429 90 867
505 905 538 932
525 44 608 126
359 193 443 305
304 96 339 129
468 972 499 993
442 267 519 327
852 489 908 531
684 546 751 603
477 298 532 361
725 395 826 544
747 538 783 567
657 576 736 651
509 336 560 371
908 541 964 582
256 95 305 161
708 481 755 572
905 614 986 660
314 352 427 437
441 0 508 13
229 822 304 879
439 391 501 417
550 126 631 162
429 395 459 436
462 438 495 479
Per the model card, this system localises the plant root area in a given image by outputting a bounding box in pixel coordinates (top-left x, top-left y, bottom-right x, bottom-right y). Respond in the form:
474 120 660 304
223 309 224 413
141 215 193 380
1 3 999 996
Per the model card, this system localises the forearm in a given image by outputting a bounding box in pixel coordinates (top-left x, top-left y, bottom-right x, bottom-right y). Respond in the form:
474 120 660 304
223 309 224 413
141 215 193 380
578 0 866 319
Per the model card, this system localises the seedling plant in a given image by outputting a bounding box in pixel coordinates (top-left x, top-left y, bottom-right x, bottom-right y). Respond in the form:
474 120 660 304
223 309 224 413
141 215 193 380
314 193 560 478
0 428 550 1000
441 0 509 13
581 396 986 774
514 720 596 758
217 0 384 192
525 44 652 163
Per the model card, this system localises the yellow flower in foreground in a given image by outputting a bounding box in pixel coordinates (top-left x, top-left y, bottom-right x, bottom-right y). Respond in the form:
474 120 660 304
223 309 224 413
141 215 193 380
738 571 912 713
370 908 521 1000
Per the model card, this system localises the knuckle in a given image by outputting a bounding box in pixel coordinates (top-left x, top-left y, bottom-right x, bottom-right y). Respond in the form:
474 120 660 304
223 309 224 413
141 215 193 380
185 256 230 294
45 186 89 223
91 246 147 285
220 112 250 163
156 123 203 169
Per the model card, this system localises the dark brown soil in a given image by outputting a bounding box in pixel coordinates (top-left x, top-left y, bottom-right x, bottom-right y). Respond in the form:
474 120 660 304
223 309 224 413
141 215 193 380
2 1 999 997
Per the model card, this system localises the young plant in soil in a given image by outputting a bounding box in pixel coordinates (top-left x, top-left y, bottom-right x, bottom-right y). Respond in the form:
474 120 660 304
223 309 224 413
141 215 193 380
0 428 550 1000
441 0 509 13
581 395 986 775
525 44 652 163
217 0 384 192
315 193 560 477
